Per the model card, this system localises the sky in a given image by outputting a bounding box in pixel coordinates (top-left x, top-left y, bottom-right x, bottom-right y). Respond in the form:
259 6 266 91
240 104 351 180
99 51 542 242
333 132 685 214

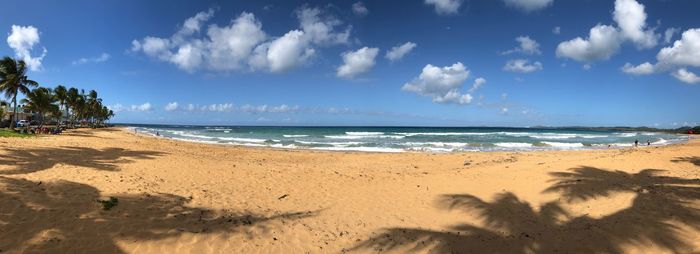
1 0 698 127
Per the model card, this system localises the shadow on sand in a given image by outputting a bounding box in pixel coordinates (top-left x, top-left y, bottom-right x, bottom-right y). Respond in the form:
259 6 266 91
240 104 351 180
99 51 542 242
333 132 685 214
351 166 700 253
671 156 700 167
0 146 164 175
0 177 318 253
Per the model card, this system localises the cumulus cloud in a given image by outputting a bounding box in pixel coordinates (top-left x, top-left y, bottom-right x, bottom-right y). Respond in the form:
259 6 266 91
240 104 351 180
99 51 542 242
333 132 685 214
656 28 700 68
131 7 350 73
130 103 153 112
556 24 622 62
622 28 700 83
250 30 315 72
164 102 179 111
671 68 700 84
613 0 658 49
621 62 654 75
352 2 368 16
424 0 463 15
467 77 486 93
337 47 379 79
6 25 47 71
402 62 483 105
72 52 110 65
385 42 417 62
502 36 541 55
664 27 680 44
503 59 543 73
297 7 351 45
556 0 659 63
503 0 554 12
108 104 125 113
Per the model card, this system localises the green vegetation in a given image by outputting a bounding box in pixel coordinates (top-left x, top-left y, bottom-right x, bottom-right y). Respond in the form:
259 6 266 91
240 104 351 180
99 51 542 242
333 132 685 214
0 129 32 137
0 56 115 131
97 197 119 210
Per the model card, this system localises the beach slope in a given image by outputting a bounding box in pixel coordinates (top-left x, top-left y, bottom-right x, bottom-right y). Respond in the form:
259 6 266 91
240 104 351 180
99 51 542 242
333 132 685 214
1 128 699 253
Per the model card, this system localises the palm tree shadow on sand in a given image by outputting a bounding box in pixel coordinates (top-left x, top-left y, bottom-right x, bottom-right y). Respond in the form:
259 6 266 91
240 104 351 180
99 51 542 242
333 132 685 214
671 156 700 167
0 146 164 174
0 177 319 253
350 166 700 253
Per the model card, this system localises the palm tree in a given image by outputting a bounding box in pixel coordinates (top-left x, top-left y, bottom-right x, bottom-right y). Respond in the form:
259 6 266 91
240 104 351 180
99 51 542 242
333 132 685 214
0 57 39 130
54 85 67 127
66 87 79 128
20 87 57 129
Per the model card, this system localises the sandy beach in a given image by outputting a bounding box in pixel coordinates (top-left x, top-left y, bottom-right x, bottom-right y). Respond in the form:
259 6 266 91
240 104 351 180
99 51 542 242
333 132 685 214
1 127 699 253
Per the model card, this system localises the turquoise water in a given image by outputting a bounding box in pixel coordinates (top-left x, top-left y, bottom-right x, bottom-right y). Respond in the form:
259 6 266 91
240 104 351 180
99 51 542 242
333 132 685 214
128 125 688 152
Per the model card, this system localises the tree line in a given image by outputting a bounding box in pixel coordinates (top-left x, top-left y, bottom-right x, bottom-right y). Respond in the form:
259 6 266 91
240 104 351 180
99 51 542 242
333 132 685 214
0 56 114 129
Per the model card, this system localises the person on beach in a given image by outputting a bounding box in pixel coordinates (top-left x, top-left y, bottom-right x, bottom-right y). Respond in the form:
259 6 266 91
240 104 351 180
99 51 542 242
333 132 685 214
634 139 639 147
647 140 651 146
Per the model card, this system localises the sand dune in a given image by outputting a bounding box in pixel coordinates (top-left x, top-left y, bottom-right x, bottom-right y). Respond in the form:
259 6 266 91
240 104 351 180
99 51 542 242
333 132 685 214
1 128 699 253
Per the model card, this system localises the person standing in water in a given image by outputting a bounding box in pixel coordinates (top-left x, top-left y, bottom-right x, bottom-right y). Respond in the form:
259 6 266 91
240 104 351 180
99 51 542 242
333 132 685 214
647 140 651 146
634 139 639 147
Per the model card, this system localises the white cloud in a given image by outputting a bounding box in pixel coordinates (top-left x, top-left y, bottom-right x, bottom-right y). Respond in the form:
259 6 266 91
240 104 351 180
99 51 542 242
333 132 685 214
337 47 379 79
164 102 179 111
467 77 486 93
621 62 654 75
501 107 509 114
6 25 47 71
239 104 299 113
671 68 700 84
352 2 368 16
556 0 659 63
664 27 680 44
502 36 541 55
503 59 543 73
656 28 700 68
501 93 509 100
207 103 235 112
385 42 417 62
130 103 153 112
131 7 350 73
553 26 561 35
622 28 700 82
72 52 110 65
424 0 463 15
108 104 125 113
251 30 315 72
402 62 479 105
297 7 351 45
556 24 622 62
613 0 658 49
503 0 554 12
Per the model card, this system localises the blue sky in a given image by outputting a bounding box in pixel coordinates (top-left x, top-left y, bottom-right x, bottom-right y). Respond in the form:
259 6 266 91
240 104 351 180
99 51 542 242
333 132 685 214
1 0 698 127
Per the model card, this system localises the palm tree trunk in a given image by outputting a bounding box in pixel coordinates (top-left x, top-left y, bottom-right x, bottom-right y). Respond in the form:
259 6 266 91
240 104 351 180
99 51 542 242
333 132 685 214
10 94 17 130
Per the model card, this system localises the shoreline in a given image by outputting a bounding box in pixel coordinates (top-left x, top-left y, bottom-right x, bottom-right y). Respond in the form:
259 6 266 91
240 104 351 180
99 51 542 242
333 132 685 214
2 127 699 253
123 126 693 155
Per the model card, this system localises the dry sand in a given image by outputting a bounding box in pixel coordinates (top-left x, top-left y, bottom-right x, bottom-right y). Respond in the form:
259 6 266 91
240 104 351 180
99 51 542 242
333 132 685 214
1 127 699 253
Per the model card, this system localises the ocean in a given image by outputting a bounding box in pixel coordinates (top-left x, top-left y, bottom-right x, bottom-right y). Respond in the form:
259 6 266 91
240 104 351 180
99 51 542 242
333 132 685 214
127 125 688 153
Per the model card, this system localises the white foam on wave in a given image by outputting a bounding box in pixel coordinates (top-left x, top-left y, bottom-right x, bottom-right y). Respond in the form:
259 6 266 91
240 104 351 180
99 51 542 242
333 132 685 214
283 134 309 138
345 131 384 136
495 142 533 148
311 147 404 153
395 132 493 136
542 141 584 148
325 134 404 139
652 138 668 145
616 133 638 137
216 137 267 143
296 140 364 147
404 142 468 147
